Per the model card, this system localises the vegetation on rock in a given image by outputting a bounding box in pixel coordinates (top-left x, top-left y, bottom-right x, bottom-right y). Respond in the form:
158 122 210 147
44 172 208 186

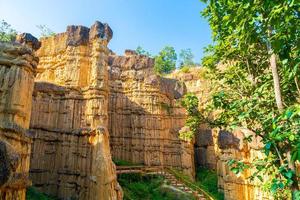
179 48 195 68
118 173 195 200
195 167 224 200
113 159 142 166
180 93 201 141
26 187 57 200
0 20 17 42
136 46 152 57
154 46 177 74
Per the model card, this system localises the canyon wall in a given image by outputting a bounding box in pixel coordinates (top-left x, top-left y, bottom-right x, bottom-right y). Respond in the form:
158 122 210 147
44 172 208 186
170 68 271 200
28 22 122 200
168 68 217 169
216 129 270 200
0 35 39 199
108 50 195 178
0 21 272 200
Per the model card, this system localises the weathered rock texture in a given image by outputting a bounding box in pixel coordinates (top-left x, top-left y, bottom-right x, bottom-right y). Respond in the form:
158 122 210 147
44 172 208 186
168 68 216 169
108 50 195 178
216 129 271 200
0 37 38 199
29 22 122 200
170 68 271 200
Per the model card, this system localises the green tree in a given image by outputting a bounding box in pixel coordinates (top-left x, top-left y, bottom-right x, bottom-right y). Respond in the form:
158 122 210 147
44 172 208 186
0 20 17 42
36 25 55 38
199 0 300 198
179 48 195 68
136 46 152 57
180 93 201 141
154 46 177 74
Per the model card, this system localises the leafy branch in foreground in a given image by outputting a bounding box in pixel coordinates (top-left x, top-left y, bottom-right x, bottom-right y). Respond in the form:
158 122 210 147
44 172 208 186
199 0 300 198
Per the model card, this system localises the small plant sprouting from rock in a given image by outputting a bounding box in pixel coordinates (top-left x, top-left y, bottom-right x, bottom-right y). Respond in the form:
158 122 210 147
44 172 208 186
180 66 191 73
0 20 17 42
160 102 172 115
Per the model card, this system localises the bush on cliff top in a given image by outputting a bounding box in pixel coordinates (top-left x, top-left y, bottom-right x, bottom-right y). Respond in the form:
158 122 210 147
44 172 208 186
0 20 17 42
154 46 177 74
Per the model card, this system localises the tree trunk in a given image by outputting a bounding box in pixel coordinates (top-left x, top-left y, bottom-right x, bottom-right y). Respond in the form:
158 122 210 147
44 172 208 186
269 53 284 111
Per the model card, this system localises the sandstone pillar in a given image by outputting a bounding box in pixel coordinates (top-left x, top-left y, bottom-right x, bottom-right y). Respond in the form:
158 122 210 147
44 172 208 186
0 34 39 200
29 22 122 200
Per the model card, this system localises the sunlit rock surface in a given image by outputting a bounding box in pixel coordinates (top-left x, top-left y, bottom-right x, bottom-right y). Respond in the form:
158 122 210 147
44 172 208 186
108 50 195 178
0 35 39 199
29 22 122 200
170 68 272 200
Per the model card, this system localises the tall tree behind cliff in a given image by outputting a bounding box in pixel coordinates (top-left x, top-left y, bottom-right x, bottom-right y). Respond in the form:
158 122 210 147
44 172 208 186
179 48 195 68
154 46 177 74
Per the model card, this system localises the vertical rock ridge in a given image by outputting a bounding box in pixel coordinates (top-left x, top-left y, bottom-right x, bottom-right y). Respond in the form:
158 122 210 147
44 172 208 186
169 68 272 200
0 34 39 199
29 22 122 200
108 50 195 178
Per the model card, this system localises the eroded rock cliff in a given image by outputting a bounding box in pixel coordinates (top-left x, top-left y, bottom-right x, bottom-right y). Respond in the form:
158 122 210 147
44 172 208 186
170 68 272 200
168 68 217 169
0 34 39 199
28 21 122 200
108 50 195 178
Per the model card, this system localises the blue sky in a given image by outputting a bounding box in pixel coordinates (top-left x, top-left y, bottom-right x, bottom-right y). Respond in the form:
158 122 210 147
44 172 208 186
0 0 212 62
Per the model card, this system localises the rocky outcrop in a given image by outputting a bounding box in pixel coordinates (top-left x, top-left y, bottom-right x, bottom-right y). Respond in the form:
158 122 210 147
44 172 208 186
108 50 195 178
0 35 39 199
29 22 122 200
170 68 272 200
217 129 271 200
168 68 215 169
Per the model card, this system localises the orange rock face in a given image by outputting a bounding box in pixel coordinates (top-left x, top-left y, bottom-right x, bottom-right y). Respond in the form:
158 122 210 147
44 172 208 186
0 21 273 200
108 51 195 178
0 39 38 199
170 68 272 200
29 22 122 200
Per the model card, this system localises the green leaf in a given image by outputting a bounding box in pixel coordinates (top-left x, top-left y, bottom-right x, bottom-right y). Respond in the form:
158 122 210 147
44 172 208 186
257 175 263 182
243 3 250 9
231 168 239 174
285 171 293 179
289 134 295 141
227 159 236 166
278 182 284 189
271 183 278 193
265 142 272 150
282 59 288 65
286 110 293 119
292 151 298 161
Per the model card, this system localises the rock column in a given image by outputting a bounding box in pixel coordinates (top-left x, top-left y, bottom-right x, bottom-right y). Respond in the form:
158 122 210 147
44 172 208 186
29 22 122 200
0 34 39 200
